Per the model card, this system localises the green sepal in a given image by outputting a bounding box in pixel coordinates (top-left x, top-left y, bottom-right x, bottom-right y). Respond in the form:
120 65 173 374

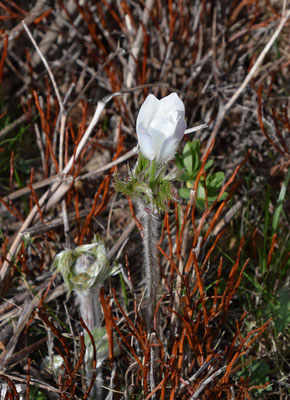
134 151 150 175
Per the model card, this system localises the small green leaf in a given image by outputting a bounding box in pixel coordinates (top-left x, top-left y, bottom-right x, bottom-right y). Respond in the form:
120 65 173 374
272 166 290 234
175 153 184 170
204 159 213 170
197 184 206 201
267 287 290 333
191 139 200 154
179 172 192 182
207 171 224 188
29 387 48 400
208 191 227 202
191 141 201 173
179 187 191 199
182 142 193 174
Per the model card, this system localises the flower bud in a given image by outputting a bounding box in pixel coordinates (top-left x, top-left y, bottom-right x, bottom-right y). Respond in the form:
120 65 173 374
54 235 117 294
136 93 187 163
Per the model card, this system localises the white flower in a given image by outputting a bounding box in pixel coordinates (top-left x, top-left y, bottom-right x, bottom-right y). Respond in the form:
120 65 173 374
136 93 187 163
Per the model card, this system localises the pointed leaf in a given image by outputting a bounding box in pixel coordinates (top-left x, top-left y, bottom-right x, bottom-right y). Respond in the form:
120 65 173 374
205 159 213 170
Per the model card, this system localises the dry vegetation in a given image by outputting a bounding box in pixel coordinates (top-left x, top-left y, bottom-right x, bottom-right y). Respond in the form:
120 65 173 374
0 0 289 399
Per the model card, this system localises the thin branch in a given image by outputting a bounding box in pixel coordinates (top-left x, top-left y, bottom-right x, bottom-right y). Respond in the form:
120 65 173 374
0 114 28 139
190 366 227 399
22 22 64 114
125 0 155 88
205 6 290 153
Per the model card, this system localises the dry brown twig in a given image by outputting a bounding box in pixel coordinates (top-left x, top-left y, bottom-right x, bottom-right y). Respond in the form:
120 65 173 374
1 82 166 204
0 67 111 289
0 1 286 398
0 114 28 139
190 366 227 399
125 0 155 89
205 2 290 153
22 22 71 248
2 145 139 203
0 286 45 364
2 13 141 286
0 0 47 51
30 0 77 69
0 95 106 286
0 79 165 286
170 189 195 328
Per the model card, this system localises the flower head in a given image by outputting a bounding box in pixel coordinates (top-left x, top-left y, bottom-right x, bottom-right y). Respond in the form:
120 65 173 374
136 93 187 163
54 235 118 294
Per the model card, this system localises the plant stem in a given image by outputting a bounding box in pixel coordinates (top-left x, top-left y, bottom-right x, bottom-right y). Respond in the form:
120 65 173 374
76 287 101 399
140 204 159 332
140 207 160 396
149 159 157 190
77 286 101 331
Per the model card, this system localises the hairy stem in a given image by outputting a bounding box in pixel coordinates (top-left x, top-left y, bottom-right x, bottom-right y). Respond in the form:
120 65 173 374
76 287 102 399
140 204 159 332
77 286 101 331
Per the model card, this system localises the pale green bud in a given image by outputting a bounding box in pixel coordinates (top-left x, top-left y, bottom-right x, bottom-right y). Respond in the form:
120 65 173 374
54 235 117 295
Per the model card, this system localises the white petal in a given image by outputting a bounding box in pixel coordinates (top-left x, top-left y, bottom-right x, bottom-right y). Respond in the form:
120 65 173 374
167 110 180 125
136 94 159 131
159 93 185 119
137 129 155 160
147 122 167 157
172 116 187 141
157 139 179 163
149 116 176 138
157 117 186 162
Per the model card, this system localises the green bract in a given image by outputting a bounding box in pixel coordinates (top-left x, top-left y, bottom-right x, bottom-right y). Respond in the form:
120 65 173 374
54 235 118 295
114 152 178 213
176 139 227 209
